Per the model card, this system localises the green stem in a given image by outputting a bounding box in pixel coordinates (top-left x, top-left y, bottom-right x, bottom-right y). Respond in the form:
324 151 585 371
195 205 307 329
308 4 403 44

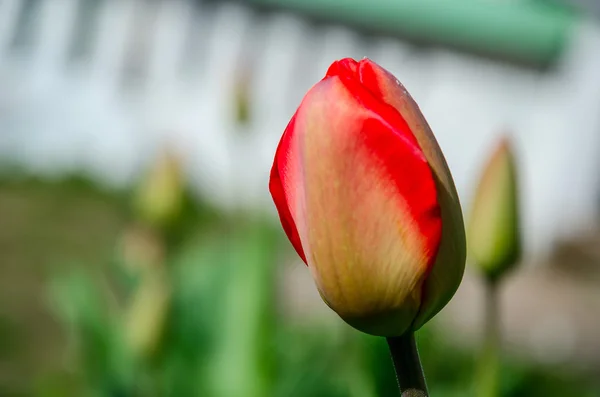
477 278 501 397
386 333 429 397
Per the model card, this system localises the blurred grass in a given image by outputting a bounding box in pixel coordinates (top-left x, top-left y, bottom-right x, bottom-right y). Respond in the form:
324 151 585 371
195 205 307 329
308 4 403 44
0 173 599 396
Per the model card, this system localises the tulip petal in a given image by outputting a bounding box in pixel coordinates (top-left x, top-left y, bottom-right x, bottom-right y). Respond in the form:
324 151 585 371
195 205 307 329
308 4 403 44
352 58 466 328
270 114 308 264
324 59 442 267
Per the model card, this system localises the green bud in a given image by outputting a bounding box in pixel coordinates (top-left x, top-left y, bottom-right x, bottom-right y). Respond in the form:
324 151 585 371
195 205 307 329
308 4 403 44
467 137 521 281
133 149 184 230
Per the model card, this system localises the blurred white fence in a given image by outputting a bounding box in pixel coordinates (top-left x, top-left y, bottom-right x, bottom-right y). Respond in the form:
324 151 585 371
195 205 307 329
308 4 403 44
1 0 600 257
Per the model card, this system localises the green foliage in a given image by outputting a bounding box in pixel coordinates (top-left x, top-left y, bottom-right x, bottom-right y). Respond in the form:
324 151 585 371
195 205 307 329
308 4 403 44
45 221 600 396
1 174 598 397
48 270 135 395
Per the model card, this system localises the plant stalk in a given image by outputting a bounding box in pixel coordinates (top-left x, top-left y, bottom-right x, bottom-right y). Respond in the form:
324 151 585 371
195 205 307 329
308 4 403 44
386 333 429 397
477 278 501 397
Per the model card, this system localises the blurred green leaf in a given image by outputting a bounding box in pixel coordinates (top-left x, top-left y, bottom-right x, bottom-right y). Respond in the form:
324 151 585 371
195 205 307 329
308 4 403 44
207 223 278 397
47 270 134 394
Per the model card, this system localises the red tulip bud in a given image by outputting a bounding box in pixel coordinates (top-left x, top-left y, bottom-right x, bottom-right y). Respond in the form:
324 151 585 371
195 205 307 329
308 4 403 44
269 58 466 336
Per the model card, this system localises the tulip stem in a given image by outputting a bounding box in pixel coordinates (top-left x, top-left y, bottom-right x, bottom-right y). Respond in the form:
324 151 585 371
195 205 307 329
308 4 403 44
386 333 429 397
477 278 501 397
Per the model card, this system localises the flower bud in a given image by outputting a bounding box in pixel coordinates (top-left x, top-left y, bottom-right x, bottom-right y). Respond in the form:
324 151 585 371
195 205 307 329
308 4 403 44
468 137 521 280
133 149 184 230
269 58 466 336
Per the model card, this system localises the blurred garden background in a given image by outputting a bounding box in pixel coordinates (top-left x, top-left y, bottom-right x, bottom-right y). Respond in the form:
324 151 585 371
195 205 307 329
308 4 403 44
2 0 600 396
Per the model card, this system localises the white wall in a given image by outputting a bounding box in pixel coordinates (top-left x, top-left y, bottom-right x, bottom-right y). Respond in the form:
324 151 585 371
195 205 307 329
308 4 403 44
1 0 600 258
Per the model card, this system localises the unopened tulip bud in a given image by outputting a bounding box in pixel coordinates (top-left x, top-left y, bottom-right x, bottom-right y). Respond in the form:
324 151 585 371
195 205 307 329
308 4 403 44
468 137 521 281
269 58 466 336
133 149 184 230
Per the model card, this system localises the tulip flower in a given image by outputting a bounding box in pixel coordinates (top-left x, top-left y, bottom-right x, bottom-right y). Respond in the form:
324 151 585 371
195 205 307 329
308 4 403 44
468 137 521 281
269 58 466 338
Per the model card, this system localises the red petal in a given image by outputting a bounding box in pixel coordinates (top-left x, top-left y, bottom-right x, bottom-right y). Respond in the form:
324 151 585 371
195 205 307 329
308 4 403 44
357 59 395 102
269 114 308 264
325 58 358 79
324 60 441 271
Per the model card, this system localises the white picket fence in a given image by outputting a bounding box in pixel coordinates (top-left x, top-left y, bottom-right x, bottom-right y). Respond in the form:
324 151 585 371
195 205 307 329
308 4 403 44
1 0 600 257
